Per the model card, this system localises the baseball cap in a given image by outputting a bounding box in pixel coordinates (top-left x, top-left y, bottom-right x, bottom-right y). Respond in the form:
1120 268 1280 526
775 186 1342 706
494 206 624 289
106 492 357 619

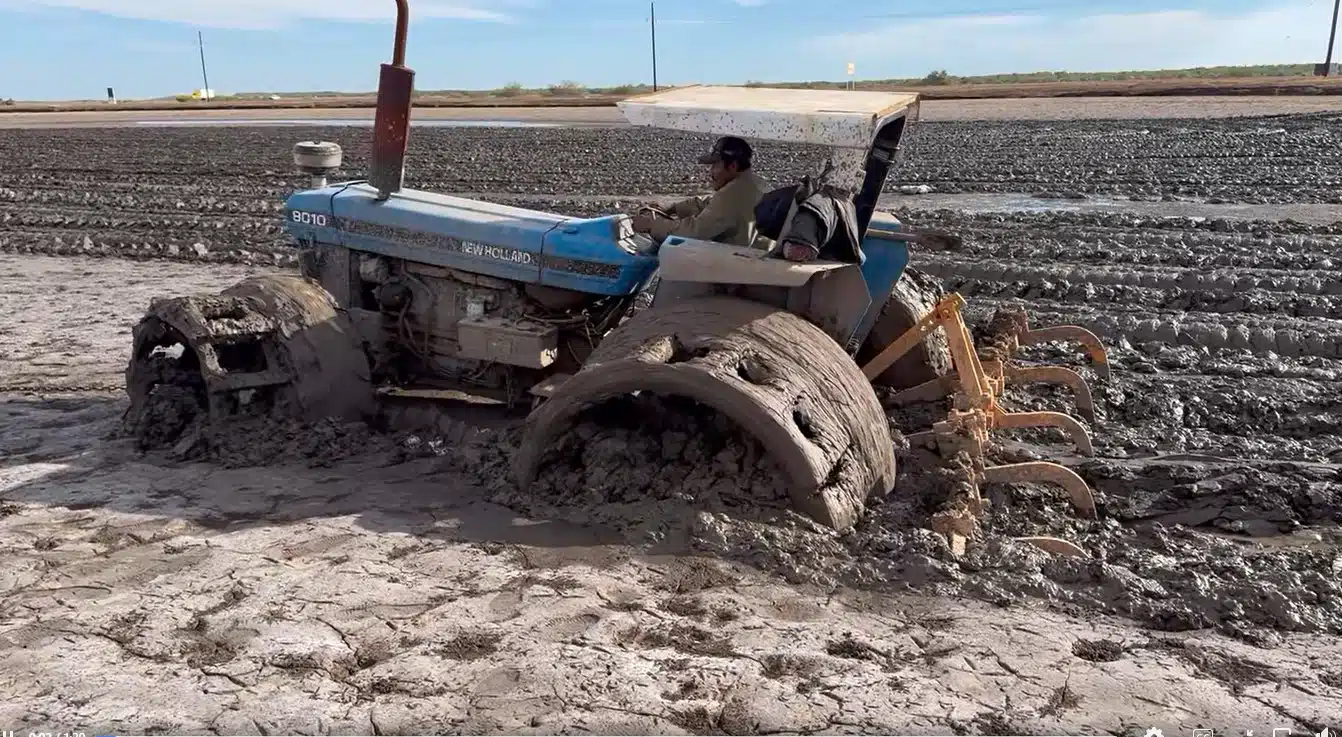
698 136 752 166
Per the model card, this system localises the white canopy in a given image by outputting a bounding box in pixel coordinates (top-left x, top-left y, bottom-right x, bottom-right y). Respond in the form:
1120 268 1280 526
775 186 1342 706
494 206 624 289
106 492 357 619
617 85 919 149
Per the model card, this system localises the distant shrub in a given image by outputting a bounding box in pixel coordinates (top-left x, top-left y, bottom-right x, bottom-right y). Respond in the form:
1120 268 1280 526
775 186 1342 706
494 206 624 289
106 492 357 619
495 82 524 97
608 84 636 95
174 94 193 102
548 81 586 96
920 69 952 85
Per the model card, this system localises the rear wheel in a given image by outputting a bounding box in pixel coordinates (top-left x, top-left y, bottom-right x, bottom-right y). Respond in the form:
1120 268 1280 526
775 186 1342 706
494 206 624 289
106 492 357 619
514 295 896 532
856 266 953 390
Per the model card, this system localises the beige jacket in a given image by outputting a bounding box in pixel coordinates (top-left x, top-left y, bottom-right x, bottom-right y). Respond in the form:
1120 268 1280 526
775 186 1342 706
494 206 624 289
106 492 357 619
649 170 767 247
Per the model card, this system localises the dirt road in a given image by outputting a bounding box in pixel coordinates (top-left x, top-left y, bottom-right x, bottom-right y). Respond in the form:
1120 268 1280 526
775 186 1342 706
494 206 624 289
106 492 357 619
2 109 1341 734
3 94 1342 129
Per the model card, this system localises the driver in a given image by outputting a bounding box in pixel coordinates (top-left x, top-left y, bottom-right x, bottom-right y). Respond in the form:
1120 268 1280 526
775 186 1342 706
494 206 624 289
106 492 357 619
630 136 766 247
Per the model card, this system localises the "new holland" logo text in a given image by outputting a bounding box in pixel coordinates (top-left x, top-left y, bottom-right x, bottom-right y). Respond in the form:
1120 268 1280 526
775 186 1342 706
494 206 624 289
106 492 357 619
460 241 535 265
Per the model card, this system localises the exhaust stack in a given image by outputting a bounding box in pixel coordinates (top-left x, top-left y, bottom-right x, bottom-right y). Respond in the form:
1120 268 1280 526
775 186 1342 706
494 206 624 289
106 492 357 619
370 0 414 199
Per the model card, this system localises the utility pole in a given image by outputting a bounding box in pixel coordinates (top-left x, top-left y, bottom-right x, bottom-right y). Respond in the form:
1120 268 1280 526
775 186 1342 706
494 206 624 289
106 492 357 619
1326 0 1340 76
650 1 659 91
198 31 212 99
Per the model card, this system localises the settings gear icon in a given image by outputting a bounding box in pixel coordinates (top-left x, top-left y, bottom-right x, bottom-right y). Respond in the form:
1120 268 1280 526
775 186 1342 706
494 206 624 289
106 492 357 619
1145 729 1164 737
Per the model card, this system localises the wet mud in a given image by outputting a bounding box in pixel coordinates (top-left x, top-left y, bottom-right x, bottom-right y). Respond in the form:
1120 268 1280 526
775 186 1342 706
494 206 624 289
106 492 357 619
123 382 391 470
397 397 1342 641
3 111 1342 731
118 339 1342 641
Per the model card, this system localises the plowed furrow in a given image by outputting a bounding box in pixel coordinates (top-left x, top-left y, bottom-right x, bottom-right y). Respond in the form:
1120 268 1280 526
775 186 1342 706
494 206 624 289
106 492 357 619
0 189 292 214
931 234 1342 273
1 209 282 232
918 256 1342 298
936 272 1342 320
0 229 296 266
969 296 1342 358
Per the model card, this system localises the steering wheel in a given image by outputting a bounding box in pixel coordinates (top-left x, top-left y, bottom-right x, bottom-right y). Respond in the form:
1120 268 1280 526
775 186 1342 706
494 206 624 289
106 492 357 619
637 205 673 220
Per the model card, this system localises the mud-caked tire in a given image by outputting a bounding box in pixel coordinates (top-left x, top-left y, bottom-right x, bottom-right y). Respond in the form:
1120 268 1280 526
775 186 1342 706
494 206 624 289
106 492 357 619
514 296 896 532
856 266 954 391
126 275 374 431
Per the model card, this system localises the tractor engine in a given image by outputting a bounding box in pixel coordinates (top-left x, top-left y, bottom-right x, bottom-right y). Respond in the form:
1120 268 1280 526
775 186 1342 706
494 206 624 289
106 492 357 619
283 141 656 405
330 250 627 400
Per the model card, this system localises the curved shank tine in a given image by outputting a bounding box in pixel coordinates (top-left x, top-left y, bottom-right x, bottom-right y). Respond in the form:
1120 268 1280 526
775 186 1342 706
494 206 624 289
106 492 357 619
981 462 1097 518
993 410 1095 456
1014 536 1089 558
1004 365 1097 424
888 375 958 406
1019 325 1111 380
903 430 940 450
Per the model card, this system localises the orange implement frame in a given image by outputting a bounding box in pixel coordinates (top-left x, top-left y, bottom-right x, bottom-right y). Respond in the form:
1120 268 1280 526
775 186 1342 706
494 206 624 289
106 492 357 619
861 293 1109 558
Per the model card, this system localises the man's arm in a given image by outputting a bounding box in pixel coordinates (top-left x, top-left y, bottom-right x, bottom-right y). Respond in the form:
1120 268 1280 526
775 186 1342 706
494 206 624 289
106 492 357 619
666 195 711 218
649 192 738 242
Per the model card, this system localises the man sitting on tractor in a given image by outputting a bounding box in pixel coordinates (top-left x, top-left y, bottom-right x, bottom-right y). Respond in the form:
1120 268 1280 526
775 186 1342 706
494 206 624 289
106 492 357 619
630 136 766 247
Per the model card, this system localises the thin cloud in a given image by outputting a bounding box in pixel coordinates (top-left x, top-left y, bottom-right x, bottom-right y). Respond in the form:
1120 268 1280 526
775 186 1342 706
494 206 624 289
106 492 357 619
121 38 196 53
809 3 1323 75
2 0 529 29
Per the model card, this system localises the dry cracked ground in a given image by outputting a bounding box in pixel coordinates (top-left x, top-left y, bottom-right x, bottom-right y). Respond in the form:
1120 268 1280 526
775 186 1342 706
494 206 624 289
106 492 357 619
2 102 1342 735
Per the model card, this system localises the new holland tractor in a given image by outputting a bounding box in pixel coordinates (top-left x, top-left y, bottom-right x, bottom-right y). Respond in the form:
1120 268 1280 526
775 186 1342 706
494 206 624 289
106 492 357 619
124 0 1111 556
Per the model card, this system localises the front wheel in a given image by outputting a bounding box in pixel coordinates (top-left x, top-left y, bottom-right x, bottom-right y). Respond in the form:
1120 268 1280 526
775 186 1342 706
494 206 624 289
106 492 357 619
856 266 953 390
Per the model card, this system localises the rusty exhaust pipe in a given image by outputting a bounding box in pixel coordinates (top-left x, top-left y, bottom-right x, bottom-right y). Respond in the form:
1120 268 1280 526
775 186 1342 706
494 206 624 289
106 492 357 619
371 0 414 199
391 0 408 66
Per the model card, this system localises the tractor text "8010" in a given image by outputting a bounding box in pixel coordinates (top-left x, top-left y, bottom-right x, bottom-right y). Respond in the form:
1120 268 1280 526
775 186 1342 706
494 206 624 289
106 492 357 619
290 210 329 227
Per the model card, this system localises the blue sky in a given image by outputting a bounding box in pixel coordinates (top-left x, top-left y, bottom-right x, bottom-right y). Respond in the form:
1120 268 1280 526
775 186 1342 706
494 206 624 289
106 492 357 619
0 0 1334 100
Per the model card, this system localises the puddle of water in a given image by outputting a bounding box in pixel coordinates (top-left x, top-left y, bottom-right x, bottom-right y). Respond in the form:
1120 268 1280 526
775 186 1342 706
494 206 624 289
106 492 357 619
883 192 1342 224
1207 526 1341 552
132 119 562 128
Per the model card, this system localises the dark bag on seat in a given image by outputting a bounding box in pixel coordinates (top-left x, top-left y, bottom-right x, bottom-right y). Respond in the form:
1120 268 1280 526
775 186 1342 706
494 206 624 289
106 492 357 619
754 185 800 240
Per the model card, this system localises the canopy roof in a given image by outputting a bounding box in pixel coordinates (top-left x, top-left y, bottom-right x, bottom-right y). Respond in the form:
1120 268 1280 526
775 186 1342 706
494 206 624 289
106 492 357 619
617 85 919 149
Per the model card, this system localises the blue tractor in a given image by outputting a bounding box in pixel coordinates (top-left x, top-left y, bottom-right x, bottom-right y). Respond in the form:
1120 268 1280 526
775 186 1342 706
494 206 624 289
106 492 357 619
126 0 1110 555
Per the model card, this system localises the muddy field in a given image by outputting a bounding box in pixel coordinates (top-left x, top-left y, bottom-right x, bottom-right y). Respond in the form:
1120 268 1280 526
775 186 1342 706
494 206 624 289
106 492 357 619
2 108 1342 734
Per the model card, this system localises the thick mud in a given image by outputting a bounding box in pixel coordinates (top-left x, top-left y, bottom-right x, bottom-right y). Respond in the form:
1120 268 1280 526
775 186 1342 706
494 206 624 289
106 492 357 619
109 346 1342 641
394 397 1342 643
3 110 1342 731
10 394 1338 735
125 385 393 470
496 395 791 539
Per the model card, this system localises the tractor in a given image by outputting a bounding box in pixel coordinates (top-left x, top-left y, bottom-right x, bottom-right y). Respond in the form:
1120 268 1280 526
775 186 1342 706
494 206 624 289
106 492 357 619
124 0 1110 556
